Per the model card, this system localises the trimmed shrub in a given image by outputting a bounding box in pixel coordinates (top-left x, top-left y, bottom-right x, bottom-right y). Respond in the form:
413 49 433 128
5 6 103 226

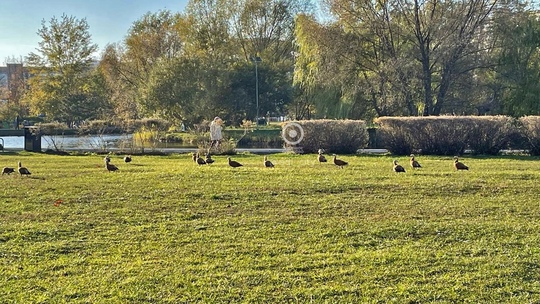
375 116 516 155
466 116 517 155
371 120 415 155
375 117 468 155
282 119 369 154
519 116 540 155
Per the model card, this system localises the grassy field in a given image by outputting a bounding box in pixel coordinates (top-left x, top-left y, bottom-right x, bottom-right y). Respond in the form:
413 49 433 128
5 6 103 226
1 152 540 303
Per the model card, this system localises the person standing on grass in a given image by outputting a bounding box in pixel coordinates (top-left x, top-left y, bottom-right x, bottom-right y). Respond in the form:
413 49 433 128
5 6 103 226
209 116 223 150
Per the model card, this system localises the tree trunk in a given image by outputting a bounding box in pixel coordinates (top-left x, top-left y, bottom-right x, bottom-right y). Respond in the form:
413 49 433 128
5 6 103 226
413 0 433 116
433 65 453 116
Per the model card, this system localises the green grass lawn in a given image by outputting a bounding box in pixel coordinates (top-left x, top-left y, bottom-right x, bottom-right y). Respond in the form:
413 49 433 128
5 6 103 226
1 152 540 303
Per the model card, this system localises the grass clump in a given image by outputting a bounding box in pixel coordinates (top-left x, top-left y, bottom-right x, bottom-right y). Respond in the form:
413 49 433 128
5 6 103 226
1 153 540 302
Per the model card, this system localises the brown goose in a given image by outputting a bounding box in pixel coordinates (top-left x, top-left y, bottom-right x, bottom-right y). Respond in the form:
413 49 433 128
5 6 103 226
18 161 31 176
393 160 406 173
205 153 215 164
196 153 207 165
105 158 119 172
454 157 469 170
333 154 348 168
318 149 327 163
410 154 421 169
228 157 243 168
264 156 274 168
124 155 132 163
2 167 15 175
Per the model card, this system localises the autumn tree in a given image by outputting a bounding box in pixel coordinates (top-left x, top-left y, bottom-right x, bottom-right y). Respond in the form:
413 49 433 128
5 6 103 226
0 59 29 124
100 1 315 125
23 14 107 124
185 0 234 61
129 1 310 125
99 10 185 120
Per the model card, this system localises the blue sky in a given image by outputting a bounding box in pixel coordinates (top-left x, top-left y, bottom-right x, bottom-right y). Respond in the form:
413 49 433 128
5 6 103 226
0 0 189 64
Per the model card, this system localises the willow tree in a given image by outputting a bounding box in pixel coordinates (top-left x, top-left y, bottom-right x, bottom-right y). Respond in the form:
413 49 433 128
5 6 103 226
492 4 540 116
294 1 420 120
293 14 345 119
317 0 498 117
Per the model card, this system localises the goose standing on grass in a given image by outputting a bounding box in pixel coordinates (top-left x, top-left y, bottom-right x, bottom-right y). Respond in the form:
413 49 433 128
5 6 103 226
2 167 15 175
196 153 207 165
393 160 406 173
454 156 469 170
333 154 348 168
317 149 327 163
104 158 119 172
18 161 31 176
410 154 422 169
228 157 243 168
124 155 132 163
205 153 215 164
191 152 197 162
264 156 275 168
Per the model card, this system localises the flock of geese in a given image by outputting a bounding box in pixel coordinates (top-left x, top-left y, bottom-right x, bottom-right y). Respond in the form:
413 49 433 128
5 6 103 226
2 151 470 176
391 154 469 172
318 150 469 172
189 149 470 172
316 150 469 172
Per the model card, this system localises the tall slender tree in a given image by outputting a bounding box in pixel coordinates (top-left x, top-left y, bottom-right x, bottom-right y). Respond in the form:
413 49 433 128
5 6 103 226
23 14 103 124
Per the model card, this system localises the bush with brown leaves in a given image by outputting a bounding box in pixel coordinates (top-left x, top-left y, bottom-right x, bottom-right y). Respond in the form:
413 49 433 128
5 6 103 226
283 119 368 154
519 116 540 155
375 116 516 155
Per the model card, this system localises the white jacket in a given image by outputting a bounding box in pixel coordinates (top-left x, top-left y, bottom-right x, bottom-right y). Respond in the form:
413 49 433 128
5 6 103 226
210 121 223 141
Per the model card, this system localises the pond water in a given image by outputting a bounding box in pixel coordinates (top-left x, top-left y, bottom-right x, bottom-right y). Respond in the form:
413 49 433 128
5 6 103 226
0 134 197 150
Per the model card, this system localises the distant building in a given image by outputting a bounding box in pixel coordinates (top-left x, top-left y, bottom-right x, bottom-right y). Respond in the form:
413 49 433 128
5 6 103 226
0 63 29 101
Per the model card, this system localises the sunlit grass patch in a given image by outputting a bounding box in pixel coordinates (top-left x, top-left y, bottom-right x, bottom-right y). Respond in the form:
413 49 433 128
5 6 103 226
1 153 540 302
